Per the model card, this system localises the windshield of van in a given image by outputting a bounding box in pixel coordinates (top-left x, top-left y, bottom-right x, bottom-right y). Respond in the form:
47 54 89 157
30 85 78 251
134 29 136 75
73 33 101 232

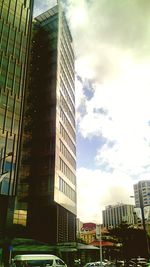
14 260 53 267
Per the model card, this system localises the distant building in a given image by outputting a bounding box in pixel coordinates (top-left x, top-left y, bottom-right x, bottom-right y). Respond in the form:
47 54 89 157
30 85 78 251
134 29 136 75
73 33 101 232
134 180 150 207
102 203 135 228
81 222 96 231
78 222 110 244
133 180 150 233
80 222 96 244
80 229 96 244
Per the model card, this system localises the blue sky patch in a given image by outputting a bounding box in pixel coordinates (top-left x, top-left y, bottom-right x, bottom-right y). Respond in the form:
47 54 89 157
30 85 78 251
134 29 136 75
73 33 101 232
76 132 107 169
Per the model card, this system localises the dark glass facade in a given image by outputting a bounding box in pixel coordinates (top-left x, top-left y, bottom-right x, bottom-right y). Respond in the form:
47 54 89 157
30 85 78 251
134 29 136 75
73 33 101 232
15 3 77 244
0 0 34 236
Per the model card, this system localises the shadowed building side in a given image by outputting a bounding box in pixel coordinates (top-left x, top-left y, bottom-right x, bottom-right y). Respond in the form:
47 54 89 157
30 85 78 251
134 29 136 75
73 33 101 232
15 1 77 244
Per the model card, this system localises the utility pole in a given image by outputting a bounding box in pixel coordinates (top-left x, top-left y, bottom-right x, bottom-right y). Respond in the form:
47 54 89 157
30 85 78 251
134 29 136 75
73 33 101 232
139 188 146 231
99 224 103 267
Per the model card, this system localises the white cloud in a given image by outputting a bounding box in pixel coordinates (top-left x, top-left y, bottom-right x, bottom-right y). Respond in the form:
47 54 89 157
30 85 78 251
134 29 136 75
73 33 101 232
77 167 135 223
34 0 57 16
71 1 150 222
67 0 150 81
34 0 150 222
75 76 86 120
78 63 150 177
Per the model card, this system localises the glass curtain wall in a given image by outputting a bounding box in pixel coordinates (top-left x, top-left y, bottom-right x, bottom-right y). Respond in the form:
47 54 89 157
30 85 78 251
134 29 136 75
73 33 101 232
0 0 34 233
16 4 77 243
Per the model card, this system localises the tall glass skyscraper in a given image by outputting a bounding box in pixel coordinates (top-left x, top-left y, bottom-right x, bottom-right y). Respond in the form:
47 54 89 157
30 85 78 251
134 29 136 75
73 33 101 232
15 1 77 243
0 0 34 236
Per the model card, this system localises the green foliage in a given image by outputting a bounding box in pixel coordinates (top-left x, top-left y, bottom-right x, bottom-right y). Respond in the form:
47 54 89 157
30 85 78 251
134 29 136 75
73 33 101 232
108 222 150 259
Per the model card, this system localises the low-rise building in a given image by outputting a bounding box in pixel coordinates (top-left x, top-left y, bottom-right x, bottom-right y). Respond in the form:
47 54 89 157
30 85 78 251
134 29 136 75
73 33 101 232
80 222 96 244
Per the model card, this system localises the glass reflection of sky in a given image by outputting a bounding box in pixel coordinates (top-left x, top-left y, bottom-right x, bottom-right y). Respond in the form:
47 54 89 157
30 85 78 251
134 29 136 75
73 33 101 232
4 161 14 171
1 161 14 195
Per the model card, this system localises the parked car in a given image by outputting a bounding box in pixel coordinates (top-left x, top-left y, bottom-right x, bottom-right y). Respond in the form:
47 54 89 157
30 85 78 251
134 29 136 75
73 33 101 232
83 263 95 267
130 258 147 267
84 262 106 267
12 254 67 267
103 260 111 266
96 261 108 266
128 260 137 267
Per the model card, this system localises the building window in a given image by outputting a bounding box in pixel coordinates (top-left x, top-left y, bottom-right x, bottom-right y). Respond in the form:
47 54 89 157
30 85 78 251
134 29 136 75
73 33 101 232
59 176 76 202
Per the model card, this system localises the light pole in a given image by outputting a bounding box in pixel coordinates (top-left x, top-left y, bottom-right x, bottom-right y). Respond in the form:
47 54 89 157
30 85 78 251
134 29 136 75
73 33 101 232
98 224 103 267
138 188 146 231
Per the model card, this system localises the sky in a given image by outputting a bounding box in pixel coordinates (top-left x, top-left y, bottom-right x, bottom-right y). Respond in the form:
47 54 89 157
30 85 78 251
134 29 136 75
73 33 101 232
34 0 150 223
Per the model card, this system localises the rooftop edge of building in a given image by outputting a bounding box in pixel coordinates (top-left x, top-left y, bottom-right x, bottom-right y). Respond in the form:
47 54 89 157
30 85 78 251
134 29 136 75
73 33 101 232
34 1 73 42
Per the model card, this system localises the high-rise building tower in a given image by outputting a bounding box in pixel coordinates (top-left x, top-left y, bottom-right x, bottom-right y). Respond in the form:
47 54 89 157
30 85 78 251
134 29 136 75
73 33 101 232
15 1 76 244
133 180 150 230
134 180 150 208
102 203 135 228
0 0 34 236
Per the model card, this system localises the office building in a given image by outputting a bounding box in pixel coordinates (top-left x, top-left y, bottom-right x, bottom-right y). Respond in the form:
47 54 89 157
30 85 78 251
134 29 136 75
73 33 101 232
14 1 76 244
0 0 34 236
134 180 150 208
133 180 150 232
102 203 135 228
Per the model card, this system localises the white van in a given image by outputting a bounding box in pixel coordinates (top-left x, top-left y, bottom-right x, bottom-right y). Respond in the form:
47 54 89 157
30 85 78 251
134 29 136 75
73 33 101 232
12 254 67 267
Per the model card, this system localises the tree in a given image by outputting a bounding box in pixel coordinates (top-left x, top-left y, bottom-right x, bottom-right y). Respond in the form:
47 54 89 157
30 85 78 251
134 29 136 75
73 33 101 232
108 222 150 260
